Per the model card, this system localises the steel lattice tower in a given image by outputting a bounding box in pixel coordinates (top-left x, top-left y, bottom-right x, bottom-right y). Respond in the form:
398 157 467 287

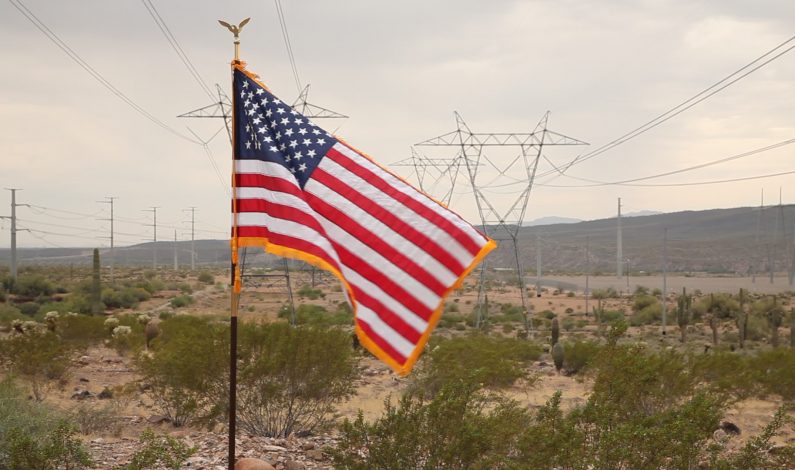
416 112 587 333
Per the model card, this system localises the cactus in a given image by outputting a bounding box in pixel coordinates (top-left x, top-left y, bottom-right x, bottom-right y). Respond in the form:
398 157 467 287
90 248 103 316
735 289 748 349
676 287 692 343
709 314 719 347
767 297 783 348
145 320 160 349
551 341 564 373
44 311 59 332
551 317 560 346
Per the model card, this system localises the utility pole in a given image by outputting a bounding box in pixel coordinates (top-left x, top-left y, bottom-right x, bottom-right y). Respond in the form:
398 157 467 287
585 235 590 316
98 197 116 284
173 230 178 271
753 190 763 283
144 207 159 269
535 230 542 297
626 258 630 291
662 227 668 335
617 197 623 278
2 189 24 280
183 207 196 270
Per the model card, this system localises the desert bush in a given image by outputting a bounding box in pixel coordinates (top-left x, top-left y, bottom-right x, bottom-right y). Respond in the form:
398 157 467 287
0 330 75 400
0 378 92 469
692 293 740 320
415 334 541 394
562 340 601 375
280 303 352 326
333 380 528 470
752 348 795 402
629 303 662 326
69 402 122 436
169 295 194 309
237 322 358 437
115 429 196 470
0 305 25 325
599 310 624 324
17 302 40 316
632 294 657 312
745 314 768 341
197 271 214 284
57 314 106 348
297 285 324 300
11 274 54 298
136 316 228 426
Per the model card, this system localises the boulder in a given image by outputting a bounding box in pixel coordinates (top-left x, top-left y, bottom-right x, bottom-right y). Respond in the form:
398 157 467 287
234 458 275 470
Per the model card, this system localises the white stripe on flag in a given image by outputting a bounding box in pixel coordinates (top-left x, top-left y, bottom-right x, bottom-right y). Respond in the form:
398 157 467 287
313 212 441 311
305 177 457 286
356 305 415 358
333 143 487 248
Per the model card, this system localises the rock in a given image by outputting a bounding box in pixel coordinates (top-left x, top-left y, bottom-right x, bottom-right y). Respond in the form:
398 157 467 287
98 387 113 399
712 429 728 442
235 458 276 470
71 390 92 400
284 461 305 470
719 421 741 435
79 377 90 382
147 414 171 424
78 356 91 365
261 444 287 452
300 442 315 451
305 449 324 461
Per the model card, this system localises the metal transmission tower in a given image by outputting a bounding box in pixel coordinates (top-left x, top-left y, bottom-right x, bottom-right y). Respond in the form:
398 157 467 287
183 207 196 270
291 85 348 120
97 197 116 283
389 147 468 207
416 112 587 333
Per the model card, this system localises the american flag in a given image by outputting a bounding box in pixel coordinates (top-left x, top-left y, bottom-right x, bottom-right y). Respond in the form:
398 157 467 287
232 64 495 375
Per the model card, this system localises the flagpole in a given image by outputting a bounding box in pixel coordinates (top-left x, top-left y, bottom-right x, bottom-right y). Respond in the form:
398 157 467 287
220 17 250 470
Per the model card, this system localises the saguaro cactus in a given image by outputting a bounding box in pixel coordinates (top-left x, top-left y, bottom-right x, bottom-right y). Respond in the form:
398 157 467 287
789 308 794 349
676 287 692 343
767 297 783 348
551 317 560 347
551 341 565 373
735 289 748 349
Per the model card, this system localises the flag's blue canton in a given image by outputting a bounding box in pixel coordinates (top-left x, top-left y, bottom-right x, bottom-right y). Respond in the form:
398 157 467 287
234 70 337 188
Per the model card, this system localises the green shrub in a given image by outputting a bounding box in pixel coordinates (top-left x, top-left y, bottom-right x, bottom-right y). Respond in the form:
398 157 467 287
632 294 657 312
0 378 93 469
0 304 25 324
0 330 75 400
57 314 107 348
136 316 228 427
237 323 359 437
753 348 795 402
629 303 662 326
297 285 324 300
333 380 528 469
562 340 601 375
169 295 194 309
102 287 150 309
280 303 352 326
115 429 196 470
197 272 214 284
416 334 541 393
12 275 54 298
17 301 40 316
599 310 625 324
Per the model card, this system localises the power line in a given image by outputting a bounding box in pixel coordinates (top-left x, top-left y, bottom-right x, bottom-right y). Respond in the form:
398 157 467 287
541 168 795 188
140 0 215 100
8 0 200 145
543 137 795 187
274 0 302 94
544 35 795 178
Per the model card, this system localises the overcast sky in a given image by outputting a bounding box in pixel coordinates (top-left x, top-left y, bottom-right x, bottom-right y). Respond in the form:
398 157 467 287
1 0 793 248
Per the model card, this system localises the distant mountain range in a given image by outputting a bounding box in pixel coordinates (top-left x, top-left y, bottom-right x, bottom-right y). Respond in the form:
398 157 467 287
1 205 792 275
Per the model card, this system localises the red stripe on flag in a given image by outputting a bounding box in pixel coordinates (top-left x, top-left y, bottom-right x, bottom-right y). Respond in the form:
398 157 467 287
355 318 408 366
235 173 303 199
327 147 483 256
353 291 423 344
236 226 341 272
312 168 465 275
332 241 433 321
304 190 448 297
236 199 329 243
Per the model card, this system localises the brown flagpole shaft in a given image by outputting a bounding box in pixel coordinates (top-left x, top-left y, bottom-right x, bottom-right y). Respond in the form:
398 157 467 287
220 19 250 469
